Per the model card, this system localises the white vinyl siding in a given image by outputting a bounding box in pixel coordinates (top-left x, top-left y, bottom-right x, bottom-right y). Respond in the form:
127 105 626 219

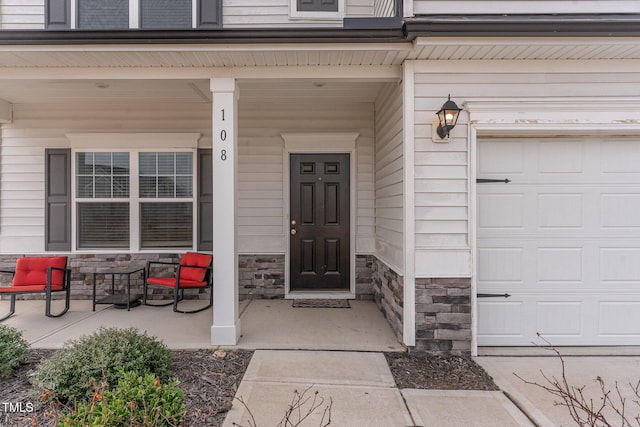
0 99 375 255
238 100 375 254
0 0 44 29
412 61 640 277
0 0 376 29
224 0 373 27
413 1 638 15
0 102 210 253
373 82 404 272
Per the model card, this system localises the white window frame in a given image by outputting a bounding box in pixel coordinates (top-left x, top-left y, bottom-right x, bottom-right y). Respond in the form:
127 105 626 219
67 133 201 253
289 0 345 20
69 0 198 29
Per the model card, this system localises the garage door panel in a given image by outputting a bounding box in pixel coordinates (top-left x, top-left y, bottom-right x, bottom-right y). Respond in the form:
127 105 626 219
538 140 585 174
538 194 584 228
599 302 640 336
600 140 640 174
601 194 640 228
478 194 524 229
477 136 640 346
538 248 583 282
478 140 525 175
536 302 582 336
478 301 524 337
600 248 640 282
478 248 523 283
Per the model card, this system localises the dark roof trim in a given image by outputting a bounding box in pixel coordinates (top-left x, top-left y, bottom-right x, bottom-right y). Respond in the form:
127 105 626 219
1 14 639 46
405 14 640 38
0 27 406 45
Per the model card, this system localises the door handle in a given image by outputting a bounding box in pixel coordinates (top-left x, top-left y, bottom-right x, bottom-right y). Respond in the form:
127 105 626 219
290 229 297 235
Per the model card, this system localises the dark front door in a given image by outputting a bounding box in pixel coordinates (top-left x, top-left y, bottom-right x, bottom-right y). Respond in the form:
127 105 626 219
290 153 350 291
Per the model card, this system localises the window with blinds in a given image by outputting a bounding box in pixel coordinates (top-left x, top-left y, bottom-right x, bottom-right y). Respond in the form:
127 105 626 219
139 152 193 249
140 0 192 29
76 152 130 249
75 151 194 250
78 0 129 29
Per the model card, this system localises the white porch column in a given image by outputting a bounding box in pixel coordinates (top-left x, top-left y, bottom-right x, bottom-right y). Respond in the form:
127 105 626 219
210 77 241 345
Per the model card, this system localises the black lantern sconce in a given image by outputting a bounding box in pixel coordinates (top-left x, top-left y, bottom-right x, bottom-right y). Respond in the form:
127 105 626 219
434 95 463 141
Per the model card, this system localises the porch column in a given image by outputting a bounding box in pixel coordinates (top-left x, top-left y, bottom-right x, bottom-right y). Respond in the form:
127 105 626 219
210 77 241 345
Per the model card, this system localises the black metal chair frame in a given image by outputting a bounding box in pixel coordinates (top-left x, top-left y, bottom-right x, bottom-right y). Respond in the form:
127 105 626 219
0 266 72 322
142 260 213 314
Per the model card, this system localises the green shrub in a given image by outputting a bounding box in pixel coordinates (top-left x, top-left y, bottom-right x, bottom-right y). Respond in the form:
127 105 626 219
30 327 172 404
0 324 29 377
57 369 185 427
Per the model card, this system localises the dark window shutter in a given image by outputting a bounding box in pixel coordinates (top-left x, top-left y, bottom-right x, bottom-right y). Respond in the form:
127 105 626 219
45 0 71 29
45 149 71 251
298 0 338 12
197 0 222 28
197 149 213 251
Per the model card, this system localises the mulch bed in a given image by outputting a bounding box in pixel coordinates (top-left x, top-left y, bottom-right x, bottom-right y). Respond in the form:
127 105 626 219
2 349 498 426
1 348 253 427
385 352 499 391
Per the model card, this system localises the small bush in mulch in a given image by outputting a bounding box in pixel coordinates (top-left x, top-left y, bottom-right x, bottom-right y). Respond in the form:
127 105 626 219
2 348 253 427
0 324 29 377
30 327 172 404
57 370 186 427
385 352 499 391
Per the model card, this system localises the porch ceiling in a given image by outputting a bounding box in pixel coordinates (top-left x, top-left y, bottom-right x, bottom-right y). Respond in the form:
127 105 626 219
0 37 639 72
0 78 389 104
0 37 639 104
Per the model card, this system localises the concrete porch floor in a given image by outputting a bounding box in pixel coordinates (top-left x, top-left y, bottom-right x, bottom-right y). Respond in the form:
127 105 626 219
0 298 405 351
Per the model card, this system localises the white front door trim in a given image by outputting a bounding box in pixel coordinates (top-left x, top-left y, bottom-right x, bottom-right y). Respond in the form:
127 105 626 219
281 132 359 299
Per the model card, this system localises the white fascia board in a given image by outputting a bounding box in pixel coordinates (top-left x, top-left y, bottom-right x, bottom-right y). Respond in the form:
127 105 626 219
466 97 640 127
412 59 640 74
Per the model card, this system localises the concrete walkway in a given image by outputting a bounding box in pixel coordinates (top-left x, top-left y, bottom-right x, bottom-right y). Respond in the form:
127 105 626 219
222 350 534 427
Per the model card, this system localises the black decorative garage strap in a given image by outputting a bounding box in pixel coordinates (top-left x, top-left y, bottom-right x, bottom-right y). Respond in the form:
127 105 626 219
476 178 511 183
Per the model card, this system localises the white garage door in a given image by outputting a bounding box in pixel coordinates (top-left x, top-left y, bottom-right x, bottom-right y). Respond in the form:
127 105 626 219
477 136 640 346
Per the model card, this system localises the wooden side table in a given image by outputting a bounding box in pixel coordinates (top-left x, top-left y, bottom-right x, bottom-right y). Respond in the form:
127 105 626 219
93 266 145 311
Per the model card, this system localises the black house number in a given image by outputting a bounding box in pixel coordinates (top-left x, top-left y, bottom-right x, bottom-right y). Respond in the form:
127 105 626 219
219 109 227 161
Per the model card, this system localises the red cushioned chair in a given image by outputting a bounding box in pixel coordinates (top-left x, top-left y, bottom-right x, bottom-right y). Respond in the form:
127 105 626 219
0 256 71 321
143 252 213 314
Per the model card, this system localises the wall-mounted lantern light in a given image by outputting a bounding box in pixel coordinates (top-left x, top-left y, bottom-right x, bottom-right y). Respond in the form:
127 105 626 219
433 95 463 142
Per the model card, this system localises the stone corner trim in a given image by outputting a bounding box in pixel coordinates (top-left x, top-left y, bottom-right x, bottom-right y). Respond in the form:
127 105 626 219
414 278 472 356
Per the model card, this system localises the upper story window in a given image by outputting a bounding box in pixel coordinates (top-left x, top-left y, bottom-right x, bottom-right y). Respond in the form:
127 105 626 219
289 0 343 20
45 0 221 30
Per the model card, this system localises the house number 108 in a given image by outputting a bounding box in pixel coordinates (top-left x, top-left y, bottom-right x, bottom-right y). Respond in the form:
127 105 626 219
219 109 227 161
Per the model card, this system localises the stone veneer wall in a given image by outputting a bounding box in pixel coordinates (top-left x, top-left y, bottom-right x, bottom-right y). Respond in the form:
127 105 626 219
0 253 375 301
415 278 472 355
238 254 375 300
372 258 403 342
238 255 285 299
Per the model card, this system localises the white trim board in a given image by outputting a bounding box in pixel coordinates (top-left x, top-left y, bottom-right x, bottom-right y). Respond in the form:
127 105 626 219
281 132 359 299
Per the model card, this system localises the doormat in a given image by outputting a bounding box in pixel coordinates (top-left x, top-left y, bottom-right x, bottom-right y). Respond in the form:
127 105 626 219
292 299 351 308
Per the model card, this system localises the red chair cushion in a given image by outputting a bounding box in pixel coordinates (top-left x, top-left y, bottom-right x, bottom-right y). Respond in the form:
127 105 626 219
179 252 212 282
0 284 61 293
146 277 208 289
12 257 67 288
